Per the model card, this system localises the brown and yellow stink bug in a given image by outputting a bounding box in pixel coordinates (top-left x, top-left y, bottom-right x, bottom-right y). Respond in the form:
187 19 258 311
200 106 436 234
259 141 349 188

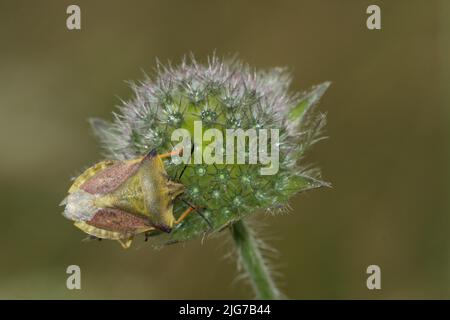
61 148 198 248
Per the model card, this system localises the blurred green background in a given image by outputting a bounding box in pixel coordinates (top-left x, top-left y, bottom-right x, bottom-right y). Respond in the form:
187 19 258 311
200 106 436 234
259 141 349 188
0 0 448 299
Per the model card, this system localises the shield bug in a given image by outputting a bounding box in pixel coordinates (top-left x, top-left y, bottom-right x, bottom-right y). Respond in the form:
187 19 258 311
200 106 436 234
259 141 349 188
61 148 198 248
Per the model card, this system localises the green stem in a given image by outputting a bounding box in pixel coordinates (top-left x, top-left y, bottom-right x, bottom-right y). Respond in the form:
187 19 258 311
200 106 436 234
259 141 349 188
230 220 281 300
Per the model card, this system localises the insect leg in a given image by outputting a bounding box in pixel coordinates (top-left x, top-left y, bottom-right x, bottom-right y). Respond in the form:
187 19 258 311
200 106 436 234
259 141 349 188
174 206 195 224
118 237 133 249
82 235 102 242
178 199 213 229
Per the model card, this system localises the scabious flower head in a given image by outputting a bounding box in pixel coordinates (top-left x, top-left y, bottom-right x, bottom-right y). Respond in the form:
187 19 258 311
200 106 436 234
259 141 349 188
90 55 330 246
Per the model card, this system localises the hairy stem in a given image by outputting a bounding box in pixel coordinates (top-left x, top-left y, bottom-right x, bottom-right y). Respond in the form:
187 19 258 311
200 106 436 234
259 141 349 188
230 220 281 300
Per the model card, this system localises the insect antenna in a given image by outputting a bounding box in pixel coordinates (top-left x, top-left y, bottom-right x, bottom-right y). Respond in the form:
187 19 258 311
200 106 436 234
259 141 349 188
178 143 195 181
178 164 188 181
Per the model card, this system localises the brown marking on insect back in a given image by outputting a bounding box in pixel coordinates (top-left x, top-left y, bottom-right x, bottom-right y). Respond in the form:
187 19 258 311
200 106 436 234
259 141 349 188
87 208 153 234
69 160 116 193
81 162 140 195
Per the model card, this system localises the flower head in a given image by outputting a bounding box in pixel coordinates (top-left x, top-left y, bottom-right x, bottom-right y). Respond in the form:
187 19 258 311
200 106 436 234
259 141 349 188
89 54 330 246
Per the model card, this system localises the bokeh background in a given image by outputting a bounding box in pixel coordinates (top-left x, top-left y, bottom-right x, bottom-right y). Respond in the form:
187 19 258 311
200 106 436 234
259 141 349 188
0 0 448 299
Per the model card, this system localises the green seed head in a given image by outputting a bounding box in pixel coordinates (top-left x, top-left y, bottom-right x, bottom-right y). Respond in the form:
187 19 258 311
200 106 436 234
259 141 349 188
90 55 330 246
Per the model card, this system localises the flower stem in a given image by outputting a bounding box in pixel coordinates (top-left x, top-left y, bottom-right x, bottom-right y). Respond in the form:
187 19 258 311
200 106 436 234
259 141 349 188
230 220 281 300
